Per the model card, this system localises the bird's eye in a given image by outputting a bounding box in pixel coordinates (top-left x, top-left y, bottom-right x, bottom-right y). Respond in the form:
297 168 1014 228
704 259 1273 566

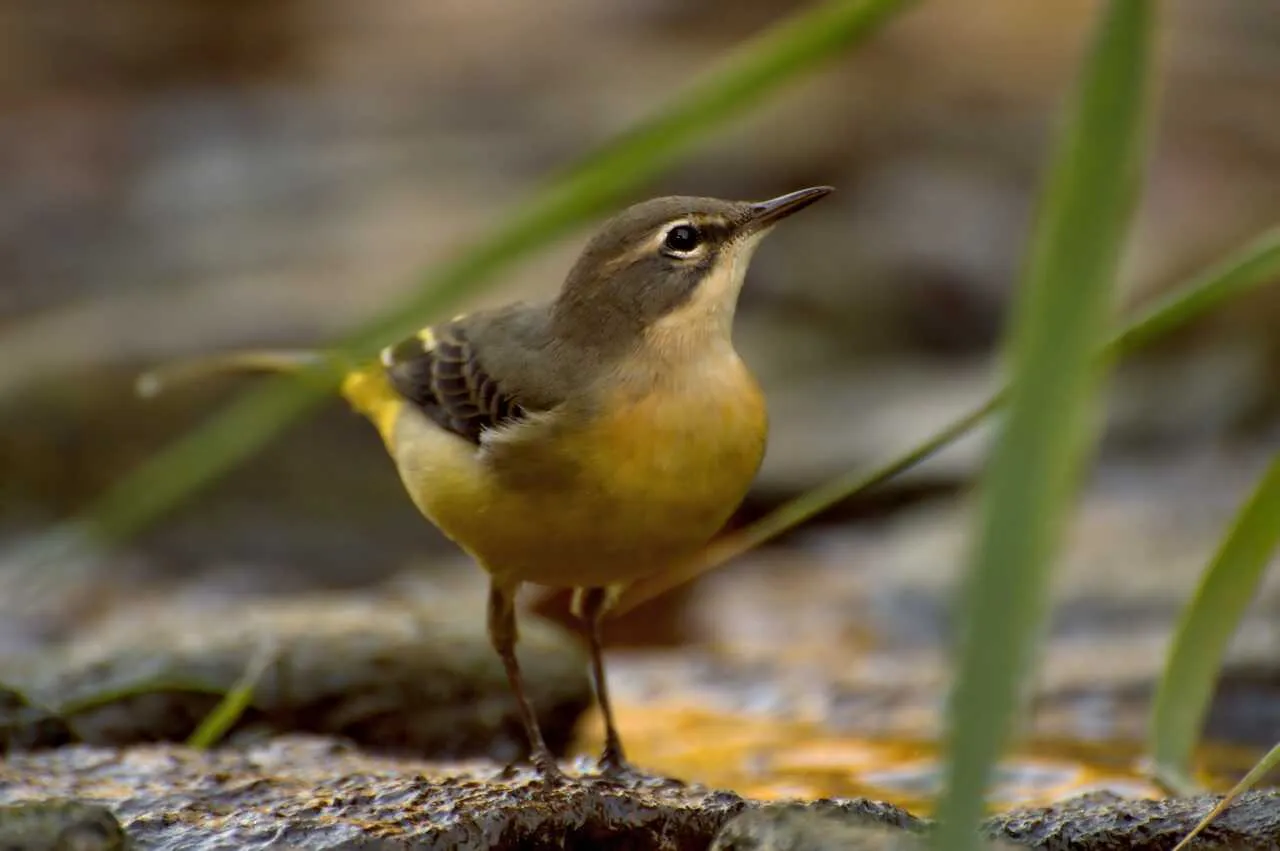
662 224 702 255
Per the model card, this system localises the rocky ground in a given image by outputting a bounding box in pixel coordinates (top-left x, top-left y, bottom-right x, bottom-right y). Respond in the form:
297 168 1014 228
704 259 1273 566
4 742 1280 849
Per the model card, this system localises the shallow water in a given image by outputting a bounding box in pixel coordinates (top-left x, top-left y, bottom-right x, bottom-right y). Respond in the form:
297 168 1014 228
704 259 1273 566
571 702 1255 813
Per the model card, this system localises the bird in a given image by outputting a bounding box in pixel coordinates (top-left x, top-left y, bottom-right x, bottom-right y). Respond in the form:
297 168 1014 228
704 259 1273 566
138 185 833 783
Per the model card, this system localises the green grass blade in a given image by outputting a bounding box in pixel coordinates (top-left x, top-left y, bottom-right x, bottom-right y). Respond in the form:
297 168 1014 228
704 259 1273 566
933 2 1156 849
186 641 278 750
1150 455 1280 794
1111 227 1280 357
615 225 1280 617
51 0 913 554
1170 740 1280 851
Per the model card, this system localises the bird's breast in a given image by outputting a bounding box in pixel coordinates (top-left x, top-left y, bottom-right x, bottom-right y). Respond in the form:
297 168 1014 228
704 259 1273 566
580 355 768 514
391 348 767 588
503 350 768 577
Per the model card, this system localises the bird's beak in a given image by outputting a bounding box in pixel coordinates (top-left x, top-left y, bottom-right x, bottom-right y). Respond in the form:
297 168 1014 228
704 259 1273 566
746 186 834 232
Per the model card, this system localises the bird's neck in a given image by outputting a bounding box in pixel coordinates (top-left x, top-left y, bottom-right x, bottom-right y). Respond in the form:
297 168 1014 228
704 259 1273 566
600 309 741 400
642 305 737 365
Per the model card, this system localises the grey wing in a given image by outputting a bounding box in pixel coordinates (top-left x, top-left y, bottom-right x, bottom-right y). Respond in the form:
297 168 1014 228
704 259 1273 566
381 320 527 445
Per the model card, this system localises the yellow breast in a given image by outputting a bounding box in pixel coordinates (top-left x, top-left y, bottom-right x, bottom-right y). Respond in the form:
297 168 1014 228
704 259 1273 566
378 351 767 589
583 360 767 528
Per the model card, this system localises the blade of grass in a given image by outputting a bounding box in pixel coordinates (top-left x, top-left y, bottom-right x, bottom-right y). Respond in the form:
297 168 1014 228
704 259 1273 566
933 2 1155 849
1149 454 1280 794
1170 741 1280 851
1110 227 1280 357
614 225 1280 616
44 0 914 557
186 641 279 750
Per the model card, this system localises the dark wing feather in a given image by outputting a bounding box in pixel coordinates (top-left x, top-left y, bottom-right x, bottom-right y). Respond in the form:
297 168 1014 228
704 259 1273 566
381 320 527 444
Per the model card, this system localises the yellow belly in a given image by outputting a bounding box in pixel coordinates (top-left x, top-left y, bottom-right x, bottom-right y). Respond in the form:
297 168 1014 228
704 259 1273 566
374 366 767 589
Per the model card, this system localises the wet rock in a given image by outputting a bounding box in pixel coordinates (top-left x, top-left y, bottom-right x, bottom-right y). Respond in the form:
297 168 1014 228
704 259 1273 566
0 591 589 761
0 684 74 752
3 739 1275 850
712 801 930 850
711 793 1280 851
0 737 917 850
0 800 129 851
987 790 1280 851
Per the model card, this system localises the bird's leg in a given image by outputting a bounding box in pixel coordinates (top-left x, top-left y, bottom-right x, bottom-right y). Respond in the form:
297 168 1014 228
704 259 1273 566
573 586 636 779
487 580 565 783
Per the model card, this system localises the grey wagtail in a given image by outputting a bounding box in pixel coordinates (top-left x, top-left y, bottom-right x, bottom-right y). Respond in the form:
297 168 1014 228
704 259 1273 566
139 185 833 782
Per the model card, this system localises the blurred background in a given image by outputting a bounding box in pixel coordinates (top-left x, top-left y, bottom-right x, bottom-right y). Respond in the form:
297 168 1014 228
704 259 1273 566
2 0 1280 808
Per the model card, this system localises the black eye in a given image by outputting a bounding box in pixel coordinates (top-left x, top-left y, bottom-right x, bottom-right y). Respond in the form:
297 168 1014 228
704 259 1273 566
663 224 702 254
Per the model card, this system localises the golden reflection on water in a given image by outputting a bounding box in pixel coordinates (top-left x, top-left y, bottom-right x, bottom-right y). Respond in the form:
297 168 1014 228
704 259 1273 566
572 703 1247 814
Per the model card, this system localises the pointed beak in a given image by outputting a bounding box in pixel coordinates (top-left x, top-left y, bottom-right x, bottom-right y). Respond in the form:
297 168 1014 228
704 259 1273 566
745 186 833 232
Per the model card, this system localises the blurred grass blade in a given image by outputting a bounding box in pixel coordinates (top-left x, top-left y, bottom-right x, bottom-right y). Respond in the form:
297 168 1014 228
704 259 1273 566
1170 740 1280 851
1150 454 1280 794
187 641 278 750
53 0 913 554
1111 226 1280 357
933 2 1155 849
615 224 1280 618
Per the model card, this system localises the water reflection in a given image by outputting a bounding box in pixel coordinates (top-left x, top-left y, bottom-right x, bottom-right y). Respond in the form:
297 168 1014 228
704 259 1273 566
573 703 1252 814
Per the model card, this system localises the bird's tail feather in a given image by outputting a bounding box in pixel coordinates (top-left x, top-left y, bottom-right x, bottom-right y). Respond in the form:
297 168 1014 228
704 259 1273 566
136 349 403 445
135 349 334 398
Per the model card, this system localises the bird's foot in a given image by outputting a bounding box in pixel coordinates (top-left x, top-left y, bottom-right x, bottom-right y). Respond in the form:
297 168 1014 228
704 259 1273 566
594 748 661 787
498 752 570 790
532 754 570 790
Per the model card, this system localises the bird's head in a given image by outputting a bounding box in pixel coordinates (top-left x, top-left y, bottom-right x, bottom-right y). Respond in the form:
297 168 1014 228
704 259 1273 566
552 186 833 351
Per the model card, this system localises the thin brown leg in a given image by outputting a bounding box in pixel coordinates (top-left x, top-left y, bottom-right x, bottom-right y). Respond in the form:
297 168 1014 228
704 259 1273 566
487 580 564 782
575 586 633 777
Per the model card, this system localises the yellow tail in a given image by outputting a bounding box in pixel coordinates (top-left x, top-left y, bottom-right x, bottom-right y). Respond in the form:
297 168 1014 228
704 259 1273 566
136 349 405 446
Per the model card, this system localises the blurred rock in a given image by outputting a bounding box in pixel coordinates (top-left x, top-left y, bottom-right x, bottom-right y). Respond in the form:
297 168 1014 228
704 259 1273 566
0 589 590 761
0 801 129 851
712 802 933 851
988 790 1280 851
0 684 73 753
712 801 1025 851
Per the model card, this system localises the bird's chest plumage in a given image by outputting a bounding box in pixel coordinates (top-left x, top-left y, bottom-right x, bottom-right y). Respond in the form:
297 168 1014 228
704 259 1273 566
390 340 766 588
421 350 767 586
580 361 767 516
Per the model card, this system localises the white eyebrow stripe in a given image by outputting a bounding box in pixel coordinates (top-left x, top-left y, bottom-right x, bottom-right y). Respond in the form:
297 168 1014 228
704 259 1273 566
600 216 717 274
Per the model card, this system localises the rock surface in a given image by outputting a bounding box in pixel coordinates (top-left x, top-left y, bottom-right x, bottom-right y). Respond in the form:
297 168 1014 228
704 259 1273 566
712 794 1280 851
712 802 934 851
0 737 907 850
0 801 129 851
0 590 589 761
987 790 1280 851
3 739 1278 850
